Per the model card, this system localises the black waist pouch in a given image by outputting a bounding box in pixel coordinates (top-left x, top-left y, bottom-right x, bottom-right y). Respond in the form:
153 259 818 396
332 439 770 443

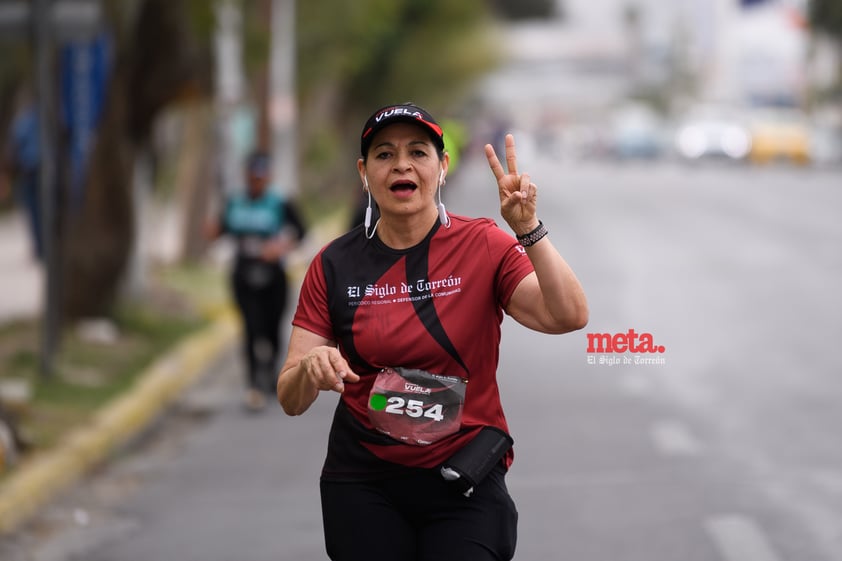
440 426 513 497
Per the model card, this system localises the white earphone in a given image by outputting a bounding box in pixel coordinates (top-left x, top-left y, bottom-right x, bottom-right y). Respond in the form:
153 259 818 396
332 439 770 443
437 169 450 227
363 175 372 229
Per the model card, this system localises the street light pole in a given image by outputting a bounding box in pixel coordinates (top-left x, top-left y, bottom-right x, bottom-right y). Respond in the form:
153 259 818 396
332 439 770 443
215 0 244 195
270 0 297 195
1 0 103 378
32 0 60 379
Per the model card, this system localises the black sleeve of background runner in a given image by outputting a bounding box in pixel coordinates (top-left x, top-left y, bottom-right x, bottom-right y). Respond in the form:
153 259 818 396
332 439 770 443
441 426 513 493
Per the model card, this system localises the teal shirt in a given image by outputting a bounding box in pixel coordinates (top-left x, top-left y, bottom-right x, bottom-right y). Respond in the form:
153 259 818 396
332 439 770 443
223 192 286 238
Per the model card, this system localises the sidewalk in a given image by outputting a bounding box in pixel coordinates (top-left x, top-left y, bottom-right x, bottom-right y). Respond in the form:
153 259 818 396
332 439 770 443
0 212 42 326
0 197 338 326
0 202 182 327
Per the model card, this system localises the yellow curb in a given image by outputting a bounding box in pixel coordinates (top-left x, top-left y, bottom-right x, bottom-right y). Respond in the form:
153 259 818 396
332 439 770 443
0 308 239 535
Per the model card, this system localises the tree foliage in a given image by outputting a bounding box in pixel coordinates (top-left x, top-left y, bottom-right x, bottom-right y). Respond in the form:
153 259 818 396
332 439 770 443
60 0 215 319
296 0 500 199
809 0 842 99
809 0 842 40
486 0 557 21
3 0 502 323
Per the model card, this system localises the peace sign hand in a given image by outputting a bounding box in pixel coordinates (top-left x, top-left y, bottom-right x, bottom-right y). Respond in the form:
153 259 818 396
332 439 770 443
485 134 540 236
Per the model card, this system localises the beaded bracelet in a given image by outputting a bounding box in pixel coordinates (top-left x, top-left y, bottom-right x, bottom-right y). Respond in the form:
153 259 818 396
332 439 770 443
516 221 548 247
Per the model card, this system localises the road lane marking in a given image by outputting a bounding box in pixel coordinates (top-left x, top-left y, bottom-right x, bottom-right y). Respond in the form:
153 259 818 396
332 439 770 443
650 419 702 456
706 514 784 561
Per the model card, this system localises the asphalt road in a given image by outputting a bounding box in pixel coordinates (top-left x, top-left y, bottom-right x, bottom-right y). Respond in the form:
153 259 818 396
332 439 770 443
2 151 840 561
457 153 842 561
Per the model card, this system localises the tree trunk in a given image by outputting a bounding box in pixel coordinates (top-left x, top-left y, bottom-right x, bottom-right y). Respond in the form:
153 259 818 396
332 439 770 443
60 66 134 320
177 103 216 262
58 0 212 322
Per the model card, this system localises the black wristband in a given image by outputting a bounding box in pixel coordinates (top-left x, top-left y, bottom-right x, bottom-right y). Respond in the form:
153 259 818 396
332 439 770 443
516 221 548 247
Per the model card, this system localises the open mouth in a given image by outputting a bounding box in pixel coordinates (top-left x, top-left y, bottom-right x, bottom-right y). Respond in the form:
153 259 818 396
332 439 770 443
390 180 417 195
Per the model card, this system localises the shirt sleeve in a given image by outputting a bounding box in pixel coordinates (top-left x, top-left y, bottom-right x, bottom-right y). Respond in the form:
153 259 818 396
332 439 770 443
218 197 231 235
283 201 307 241
485 222 534 309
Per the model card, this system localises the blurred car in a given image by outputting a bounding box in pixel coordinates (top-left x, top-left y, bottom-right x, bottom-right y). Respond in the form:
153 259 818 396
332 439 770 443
674 104 752 162
607 103 667 160
747 108 811 165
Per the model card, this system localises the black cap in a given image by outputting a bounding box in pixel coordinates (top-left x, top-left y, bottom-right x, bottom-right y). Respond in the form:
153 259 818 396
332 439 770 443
247 151 270 177
360 103 444 157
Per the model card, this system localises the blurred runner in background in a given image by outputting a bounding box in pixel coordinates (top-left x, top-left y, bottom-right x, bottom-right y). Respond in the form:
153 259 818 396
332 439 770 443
206 151 306 411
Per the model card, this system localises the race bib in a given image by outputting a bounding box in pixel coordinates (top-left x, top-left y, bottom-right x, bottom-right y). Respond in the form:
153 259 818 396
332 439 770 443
368 367 467 446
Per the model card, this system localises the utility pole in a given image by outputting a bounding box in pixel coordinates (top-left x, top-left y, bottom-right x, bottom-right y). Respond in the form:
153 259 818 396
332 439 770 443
215 0 244 196
709 0 739 102
269 0 297 195
32 0 60 378
0 0 102 378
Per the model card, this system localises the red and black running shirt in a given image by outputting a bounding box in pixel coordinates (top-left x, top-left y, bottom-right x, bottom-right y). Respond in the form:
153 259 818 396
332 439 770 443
292 214 534 480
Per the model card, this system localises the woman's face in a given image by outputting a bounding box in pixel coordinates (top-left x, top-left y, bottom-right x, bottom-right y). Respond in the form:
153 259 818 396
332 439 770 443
246 168 269 198
358 122 447 221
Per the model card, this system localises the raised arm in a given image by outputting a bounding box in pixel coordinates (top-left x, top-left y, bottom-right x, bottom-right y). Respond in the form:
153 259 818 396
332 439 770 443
485 134 588 334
